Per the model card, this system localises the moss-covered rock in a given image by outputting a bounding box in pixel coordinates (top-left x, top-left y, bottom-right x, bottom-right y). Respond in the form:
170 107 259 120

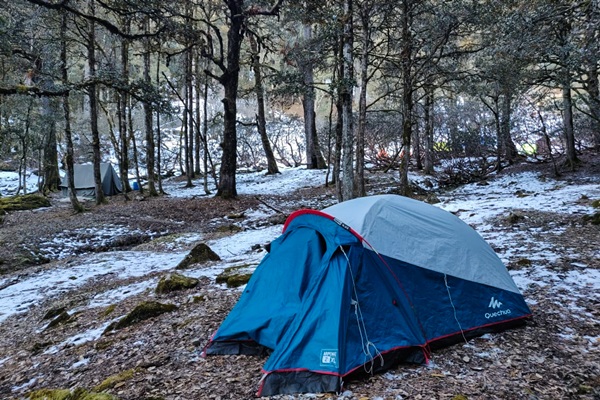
28 388 71 400
175 243 221 270
591 199 600 209
155 273 199 294
103 301 177 334
223 273 252 288
27 388 118 400
102 304 116 317
583 212 600 225
0 194 51 213
216 265 254 288
93 369 136 392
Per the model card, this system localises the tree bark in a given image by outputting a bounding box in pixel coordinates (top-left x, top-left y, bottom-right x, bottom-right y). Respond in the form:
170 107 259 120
562 73 578 167
301 23 326 170
143 19 158 196
340 0 355 201
118 18 131 194
250 35 279 175
216 1 245 199
586 62 600 150
423 82 434 175
399 0 413 196
500 88 518 163
61 10 82 212
355 1 370 197
88 0 105 205
42 97 60 193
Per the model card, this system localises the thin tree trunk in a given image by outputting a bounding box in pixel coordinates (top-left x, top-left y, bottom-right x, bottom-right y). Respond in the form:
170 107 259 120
88 0 105 204
195 52 202 176
301 23 326 170
118 18 132 195
61 10 83 211
423 82 434 175
250 35 279 175
143 20 157 196
586 62 600 150
42 97 60 193
202 76 213 192
340 0 355 201
156 54 164 194
562 75 578 167
355 1 369 197
129 97 143 194
399 0 413 196
500 88 518 163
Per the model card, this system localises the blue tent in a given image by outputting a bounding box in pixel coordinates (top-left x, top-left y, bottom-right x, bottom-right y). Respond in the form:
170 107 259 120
203 195 531 396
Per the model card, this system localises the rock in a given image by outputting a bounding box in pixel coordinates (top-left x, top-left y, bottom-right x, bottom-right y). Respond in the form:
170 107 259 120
175 243 221 270
215 265 254 288
0 194 51 213
103 301 177 334
582 212 600 225
45 310 72 330
42 306 67 320
155 273 199 294
28 388 118 400
94 369 136 392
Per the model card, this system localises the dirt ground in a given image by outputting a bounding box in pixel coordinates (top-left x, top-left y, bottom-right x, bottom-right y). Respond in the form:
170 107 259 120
0 153 599 400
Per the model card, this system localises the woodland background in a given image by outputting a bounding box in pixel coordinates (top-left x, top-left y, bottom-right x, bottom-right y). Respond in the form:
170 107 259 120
0 0 599 205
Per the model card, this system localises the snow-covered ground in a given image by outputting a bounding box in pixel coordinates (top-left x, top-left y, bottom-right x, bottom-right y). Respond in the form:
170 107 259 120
1 166 598 328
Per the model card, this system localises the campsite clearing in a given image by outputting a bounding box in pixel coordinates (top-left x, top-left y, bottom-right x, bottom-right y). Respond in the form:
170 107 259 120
0 155 598 399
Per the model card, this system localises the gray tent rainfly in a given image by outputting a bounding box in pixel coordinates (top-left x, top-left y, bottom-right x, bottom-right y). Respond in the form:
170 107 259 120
60 163 123 197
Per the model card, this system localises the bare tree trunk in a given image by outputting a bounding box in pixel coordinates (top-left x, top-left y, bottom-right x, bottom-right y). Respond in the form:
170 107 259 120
423 82 434 175
118 18 132 195
301 23 327 170
195 53 202 176
399 0 413 196
586 62 600 150
215 1 246 199
413 111 422 170
61 10 83 212
184 45 194 187
88 0 105 205
156 55 164 194
249 36 279 175
143 20 158 196
562 75 578 167
42 97 60 193
202 74 215 192
129 97 143 194
340 0 355 201
500 88 518 163
354 1 370 197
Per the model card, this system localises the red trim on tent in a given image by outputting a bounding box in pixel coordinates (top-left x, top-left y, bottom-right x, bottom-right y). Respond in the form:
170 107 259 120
423 313 533 346
283 209 365 241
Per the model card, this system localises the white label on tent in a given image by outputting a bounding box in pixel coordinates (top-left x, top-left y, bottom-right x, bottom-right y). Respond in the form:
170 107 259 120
320 349 338 368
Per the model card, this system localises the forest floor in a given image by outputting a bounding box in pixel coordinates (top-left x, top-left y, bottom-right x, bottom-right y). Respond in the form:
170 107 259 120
0 152 599 400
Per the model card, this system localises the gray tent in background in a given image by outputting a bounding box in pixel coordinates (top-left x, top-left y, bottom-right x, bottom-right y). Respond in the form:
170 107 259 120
60 163 123 197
